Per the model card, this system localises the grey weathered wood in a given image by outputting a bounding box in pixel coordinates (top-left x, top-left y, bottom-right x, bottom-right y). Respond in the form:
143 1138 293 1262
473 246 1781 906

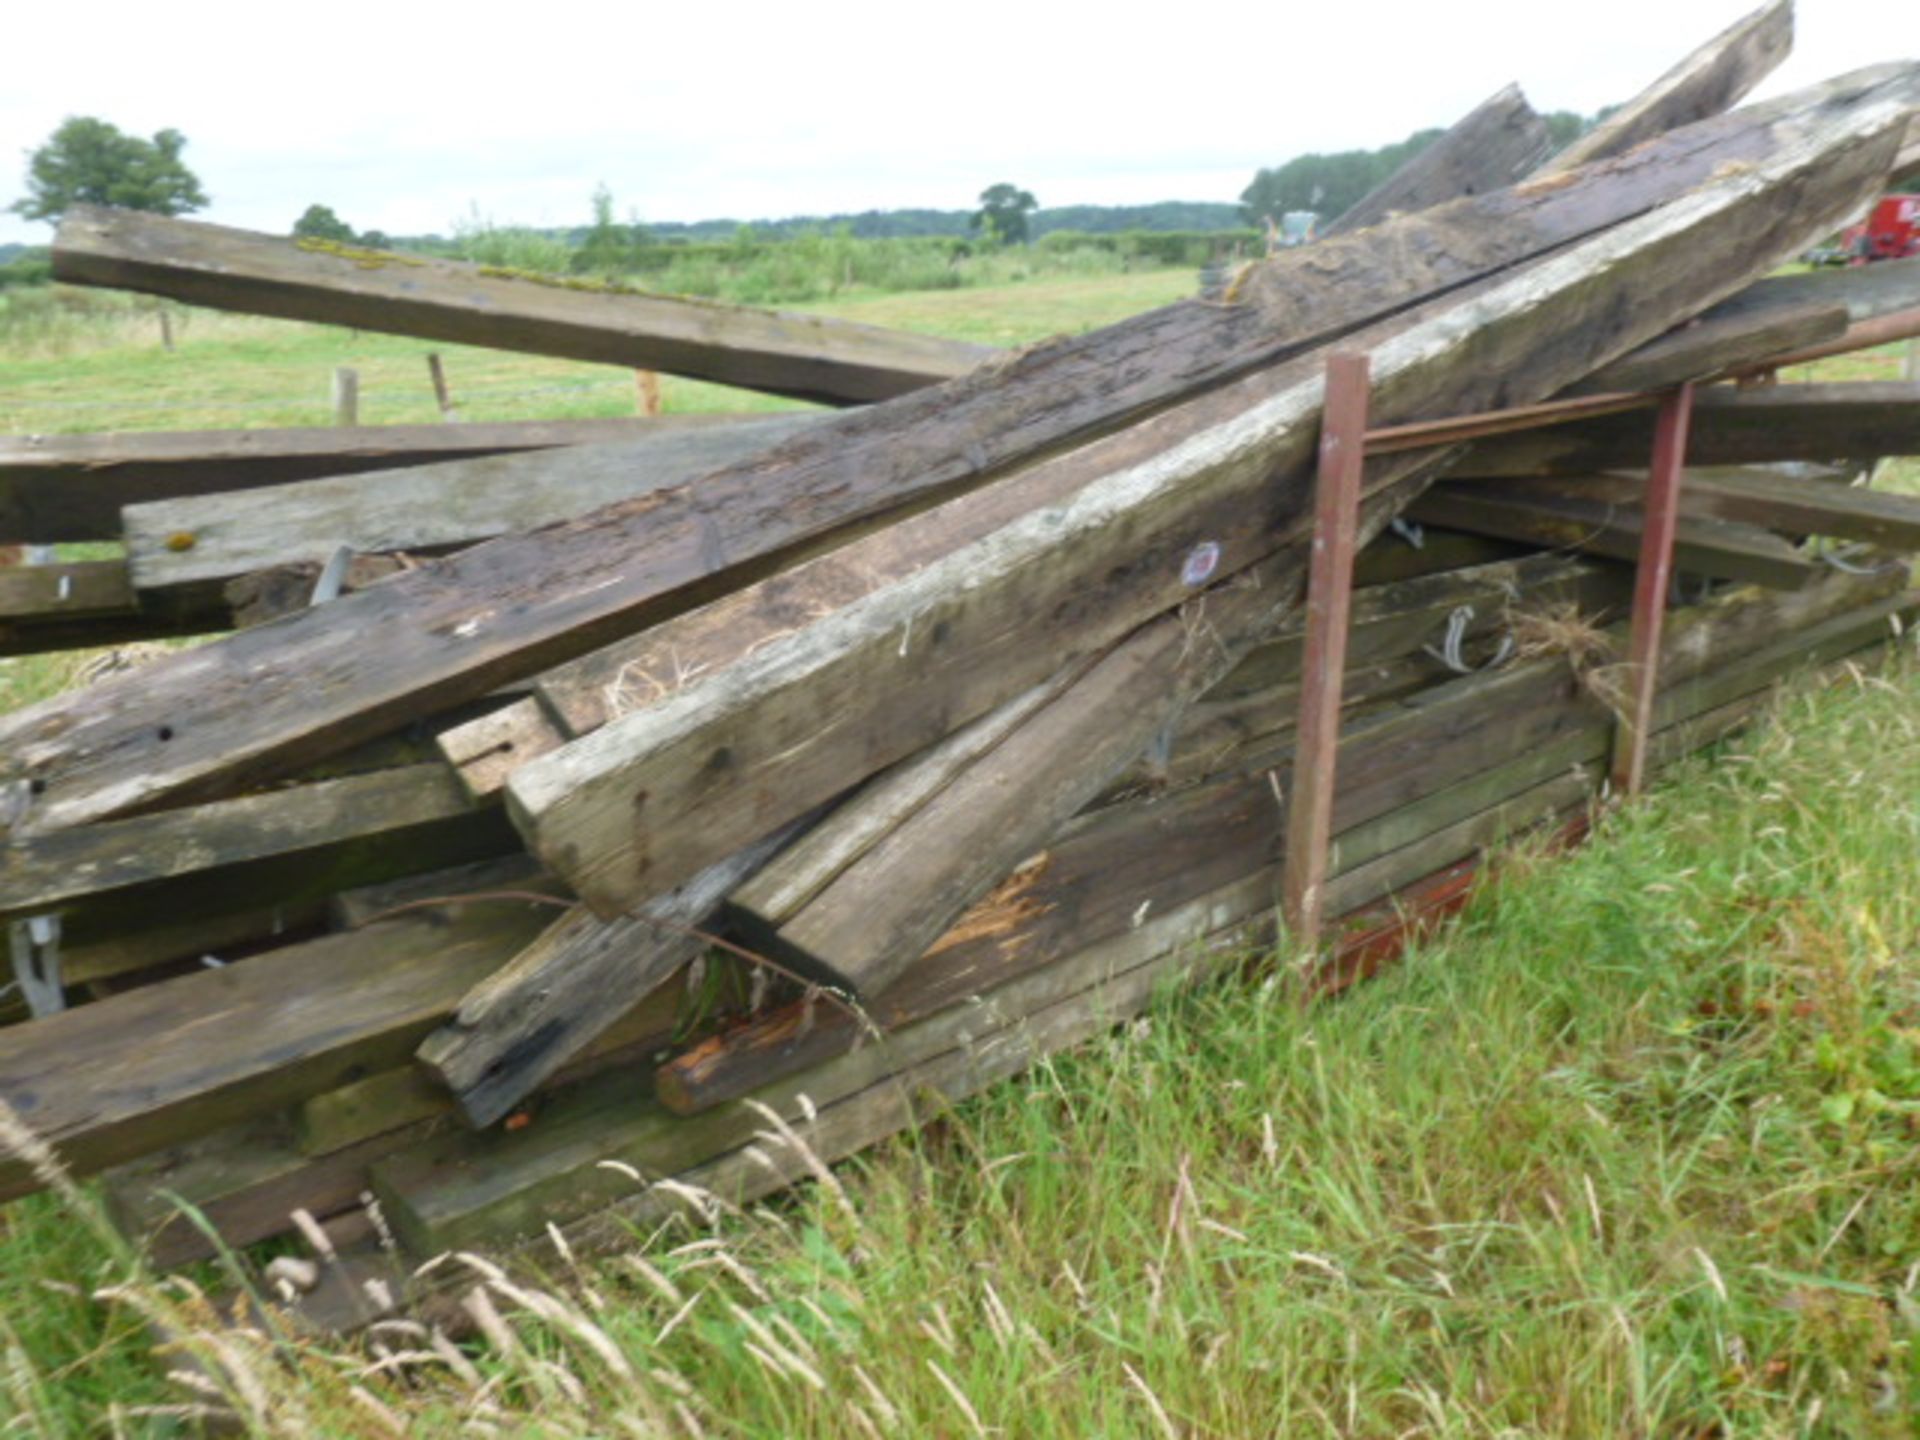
1457 383 1920 476
1569 301 1846 394
0 417 747 546
1407 483 1819 588
1505 468 1920 551
0 901 551 1200
506 95 1910 916
1699 253 1920 328
53 208 992 405
415 820 804 1129
11 72 1906 837
331 367 359 427
124 415 819 594
0 559 231 656
0 765 513 947
1326 84 1552 235
1544 0 1794 173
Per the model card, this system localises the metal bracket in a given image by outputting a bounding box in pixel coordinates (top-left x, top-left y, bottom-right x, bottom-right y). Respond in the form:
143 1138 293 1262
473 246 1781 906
9 914 65 1017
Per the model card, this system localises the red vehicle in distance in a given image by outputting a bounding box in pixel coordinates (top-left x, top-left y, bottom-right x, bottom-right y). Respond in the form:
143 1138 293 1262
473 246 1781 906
1812 194 1920 264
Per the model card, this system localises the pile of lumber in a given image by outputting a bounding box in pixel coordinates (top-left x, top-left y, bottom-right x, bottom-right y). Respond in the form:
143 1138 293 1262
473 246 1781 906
3 2 1920 1330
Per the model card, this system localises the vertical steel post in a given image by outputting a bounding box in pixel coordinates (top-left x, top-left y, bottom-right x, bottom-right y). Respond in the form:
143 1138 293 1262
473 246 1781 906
1282 351 1370 945
1610 381 1695 796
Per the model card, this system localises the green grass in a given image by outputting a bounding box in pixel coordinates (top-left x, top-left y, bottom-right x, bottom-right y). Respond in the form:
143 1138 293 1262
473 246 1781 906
0 269 1197 435
2 269 1918 1434
1 653 1915 1435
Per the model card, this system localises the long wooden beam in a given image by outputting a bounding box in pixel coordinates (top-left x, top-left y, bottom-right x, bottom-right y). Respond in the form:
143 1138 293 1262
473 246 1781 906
1325 85 1551 235
53 208 992 406
1543 0 1794 173
14 79 1897 840
123 414 819 595
0 417 758 546
1456 382 1920 476
505 95 1910 916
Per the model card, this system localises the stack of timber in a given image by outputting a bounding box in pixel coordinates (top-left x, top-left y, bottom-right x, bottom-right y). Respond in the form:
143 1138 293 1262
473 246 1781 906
1 12 1919 1333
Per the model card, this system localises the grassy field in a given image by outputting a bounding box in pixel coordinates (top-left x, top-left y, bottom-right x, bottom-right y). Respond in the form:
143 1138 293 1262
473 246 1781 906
0 270 1917 1435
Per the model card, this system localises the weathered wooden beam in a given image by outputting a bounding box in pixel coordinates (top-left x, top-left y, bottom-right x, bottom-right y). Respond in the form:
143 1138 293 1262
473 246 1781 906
1543 0 1794 172
53 208 992 406
0 560 231 656
1569 301 1846 394
0 417 741 546
9 72 1904 836
0 765 516 951
656 577 1912 1116
1700 253 1920 327
0 901 551 1200
1406 481 1816 589
506 95 1908 916
1510 467 1920 551
123 415 819 596
1456 383 1920 476
414 820 805 1130
1325 85 1552 235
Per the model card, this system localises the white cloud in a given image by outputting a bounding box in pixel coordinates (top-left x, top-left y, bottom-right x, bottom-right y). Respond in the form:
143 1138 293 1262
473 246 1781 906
1 0 1909 245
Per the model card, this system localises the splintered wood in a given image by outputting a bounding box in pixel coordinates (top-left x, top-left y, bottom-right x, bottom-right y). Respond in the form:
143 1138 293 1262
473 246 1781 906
2 19 1920 1322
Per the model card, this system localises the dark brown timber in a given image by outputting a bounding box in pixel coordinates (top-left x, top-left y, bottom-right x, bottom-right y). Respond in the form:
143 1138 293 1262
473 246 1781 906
11 76 1897 837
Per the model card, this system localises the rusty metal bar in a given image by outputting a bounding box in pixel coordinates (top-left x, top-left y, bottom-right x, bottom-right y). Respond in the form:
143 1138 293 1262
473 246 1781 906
1282 351 1371 946
1610 381 1697 796
1727 302 1920 380
1362 389 1660 454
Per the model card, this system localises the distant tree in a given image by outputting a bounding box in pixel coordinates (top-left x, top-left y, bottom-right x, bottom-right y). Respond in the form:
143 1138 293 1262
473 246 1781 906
1541 109 1593 151
358 230 392 250
574 183 645 274
1240 129 1444 230
10 117 207 224
972 183 1038 246
292 204 355 242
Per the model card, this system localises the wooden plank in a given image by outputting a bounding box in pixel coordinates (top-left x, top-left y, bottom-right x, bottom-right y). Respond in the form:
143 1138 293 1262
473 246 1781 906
1457 382 1920 477
1543 0 1794 172
0 764 517 953
1325 85 1551 235
53 208 992 406
1512 467 1920 551
0 560 232 656
414 820 804 1129
508 97 1909 916
124 415 820 595
10 74 1903 835
1570 301 1846 394
0 900 552 1200
1407 483 1818 588
656 585 1911 1117
1281 351 1371 943
1702 254 1920 327
0 417 742 546
1612 385 1695 794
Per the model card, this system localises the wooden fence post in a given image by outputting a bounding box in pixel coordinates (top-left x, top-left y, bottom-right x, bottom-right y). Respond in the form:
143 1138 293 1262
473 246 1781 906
634 370 662 417
1281 350 1370 946
427 354 457 421
332 367 360 427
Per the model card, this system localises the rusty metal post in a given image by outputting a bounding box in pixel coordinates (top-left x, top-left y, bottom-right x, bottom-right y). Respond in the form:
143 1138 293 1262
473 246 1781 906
1610 381 1695 796
1282 350 1370 945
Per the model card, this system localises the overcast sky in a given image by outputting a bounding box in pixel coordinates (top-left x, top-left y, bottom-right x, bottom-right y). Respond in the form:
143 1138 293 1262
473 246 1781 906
0 1 1909 247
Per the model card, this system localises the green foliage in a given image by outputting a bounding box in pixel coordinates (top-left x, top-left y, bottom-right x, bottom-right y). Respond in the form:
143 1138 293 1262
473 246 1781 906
0 249 50 291
972 182 1039 246
1241 126 1444 226
290 203 355 243
10 117 208 224
572 183 648 276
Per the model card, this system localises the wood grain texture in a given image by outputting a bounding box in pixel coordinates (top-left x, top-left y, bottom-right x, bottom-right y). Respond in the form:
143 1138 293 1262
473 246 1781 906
0 417 736 546
1458 383 1920 476
53 208 991 405
1326 84 1552 235
0 900 551 1199
124 415 819 593
1569 301 1846 394
508 96 1911 916
1407 483 1818 588
1544 0 1794 172
9 71 1906 836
